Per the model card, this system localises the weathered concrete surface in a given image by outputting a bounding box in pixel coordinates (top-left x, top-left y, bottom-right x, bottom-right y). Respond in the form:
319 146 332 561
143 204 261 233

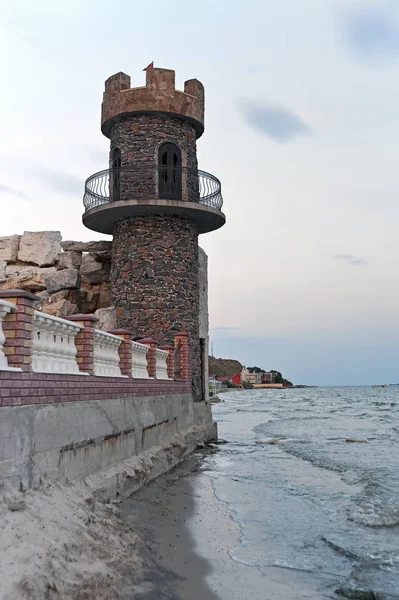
193 400 216 439
0 395 216 492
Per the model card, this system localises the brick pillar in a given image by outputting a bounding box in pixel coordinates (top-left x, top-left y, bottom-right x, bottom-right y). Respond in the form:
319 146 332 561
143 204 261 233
136 337 158 378
0 290 39 372
173 332 191 382
108 329 132 377
159 345 175 380
66 314 98 375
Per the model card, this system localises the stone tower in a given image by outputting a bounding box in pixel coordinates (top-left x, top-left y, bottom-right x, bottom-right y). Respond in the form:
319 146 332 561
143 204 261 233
82 66 225 400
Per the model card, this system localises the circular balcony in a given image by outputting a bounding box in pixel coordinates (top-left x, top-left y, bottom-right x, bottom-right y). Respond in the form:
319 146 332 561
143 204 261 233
82 166 225 235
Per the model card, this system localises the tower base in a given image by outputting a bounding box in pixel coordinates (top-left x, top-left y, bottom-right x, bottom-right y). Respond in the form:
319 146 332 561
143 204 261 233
111 215 202 400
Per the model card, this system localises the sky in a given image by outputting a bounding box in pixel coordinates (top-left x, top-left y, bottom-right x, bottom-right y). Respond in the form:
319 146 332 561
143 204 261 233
1 0 399 385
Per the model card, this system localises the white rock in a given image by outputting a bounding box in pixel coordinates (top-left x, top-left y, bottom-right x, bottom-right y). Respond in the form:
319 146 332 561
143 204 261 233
5 264 27 277
45 269 81 294
41 299 77 317
0 235 21 263
5 265 56 277
80 254 110 284
94 307 117 331
18 231 62 267
0 260 6 279
61 240 111 252
0 267 57 292
57 251 82 270
5 264 56 277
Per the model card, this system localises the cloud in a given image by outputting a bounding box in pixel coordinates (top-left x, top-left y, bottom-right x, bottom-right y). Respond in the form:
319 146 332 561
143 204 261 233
0 184 29 201
239 100 311 143
334 254 368 266
340 2 399 62
86 147 108 163
32 166 83 196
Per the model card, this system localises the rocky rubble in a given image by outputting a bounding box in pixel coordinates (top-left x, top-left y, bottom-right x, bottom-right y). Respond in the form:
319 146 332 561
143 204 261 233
0 231 113 319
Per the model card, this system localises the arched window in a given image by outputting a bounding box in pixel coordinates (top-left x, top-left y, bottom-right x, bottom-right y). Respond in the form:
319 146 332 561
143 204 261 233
158 142 182 200
112 148 121 202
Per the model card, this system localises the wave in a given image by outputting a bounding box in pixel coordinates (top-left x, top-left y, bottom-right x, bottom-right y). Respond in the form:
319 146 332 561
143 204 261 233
350 506 399 529
227 548 345 577
349 477 399 529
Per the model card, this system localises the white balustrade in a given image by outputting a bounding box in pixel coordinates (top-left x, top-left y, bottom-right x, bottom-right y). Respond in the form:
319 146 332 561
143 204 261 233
155 348 170 380
132 340 150 379
32 311 82 374
0 299 20 371
93 330 123 377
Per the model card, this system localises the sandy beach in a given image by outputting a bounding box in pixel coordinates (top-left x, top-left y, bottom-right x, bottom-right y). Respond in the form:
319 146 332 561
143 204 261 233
120 451 329 600
1 448 317 600
0 427 207 600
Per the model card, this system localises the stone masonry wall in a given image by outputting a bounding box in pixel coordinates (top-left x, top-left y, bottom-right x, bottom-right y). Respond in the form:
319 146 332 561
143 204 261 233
111 215 201 400
109 114 199 203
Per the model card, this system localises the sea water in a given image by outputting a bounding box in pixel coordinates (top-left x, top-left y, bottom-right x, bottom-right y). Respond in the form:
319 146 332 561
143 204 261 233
205 387 399 598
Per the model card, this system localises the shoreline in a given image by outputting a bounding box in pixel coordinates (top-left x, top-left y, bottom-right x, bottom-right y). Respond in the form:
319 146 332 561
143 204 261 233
120 450 330 600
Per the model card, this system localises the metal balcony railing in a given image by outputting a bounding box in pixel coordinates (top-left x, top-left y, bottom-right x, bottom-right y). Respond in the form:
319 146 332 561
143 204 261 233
83 166 223 212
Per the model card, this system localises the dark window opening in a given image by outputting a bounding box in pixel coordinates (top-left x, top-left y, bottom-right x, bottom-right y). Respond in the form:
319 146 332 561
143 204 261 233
158 143 182 200
112 148 121 202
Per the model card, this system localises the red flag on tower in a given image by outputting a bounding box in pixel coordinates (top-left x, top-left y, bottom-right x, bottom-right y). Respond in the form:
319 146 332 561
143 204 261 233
143 62 154 71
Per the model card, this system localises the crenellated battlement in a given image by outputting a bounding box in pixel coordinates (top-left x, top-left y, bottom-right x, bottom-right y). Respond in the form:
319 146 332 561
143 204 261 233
101 67 205 138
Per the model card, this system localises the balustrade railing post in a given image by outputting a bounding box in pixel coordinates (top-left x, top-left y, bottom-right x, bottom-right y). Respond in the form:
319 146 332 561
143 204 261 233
159 345 175 380
0 299 17 371
0 290 40 372
136 337 158 378
65 314 98 375
173 332 191 382
108 329 132 377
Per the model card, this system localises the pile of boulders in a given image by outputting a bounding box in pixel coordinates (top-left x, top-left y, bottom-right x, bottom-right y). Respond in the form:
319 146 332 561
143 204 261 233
0 232 115 326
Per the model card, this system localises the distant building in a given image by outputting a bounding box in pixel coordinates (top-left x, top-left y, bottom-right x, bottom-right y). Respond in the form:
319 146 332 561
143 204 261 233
249 372 263 385
262 371 276 383
241 368 250 384
208 376 226 396
216 376 232 383
241 368 280 386
232 373 241 386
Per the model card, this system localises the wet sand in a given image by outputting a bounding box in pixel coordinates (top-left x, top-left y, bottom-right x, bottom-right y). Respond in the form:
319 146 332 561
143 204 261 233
120 451 332 600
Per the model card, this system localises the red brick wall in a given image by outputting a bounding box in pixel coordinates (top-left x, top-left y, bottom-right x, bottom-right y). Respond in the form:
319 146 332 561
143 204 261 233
0 372 190 407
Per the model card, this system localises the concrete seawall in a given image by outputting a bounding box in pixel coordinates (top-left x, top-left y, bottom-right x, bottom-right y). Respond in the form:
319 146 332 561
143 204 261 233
0 394 216 495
